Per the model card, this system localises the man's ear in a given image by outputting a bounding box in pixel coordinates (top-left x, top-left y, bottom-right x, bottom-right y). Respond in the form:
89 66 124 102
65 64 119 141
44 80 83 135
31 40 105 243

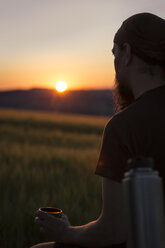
123 43 132 66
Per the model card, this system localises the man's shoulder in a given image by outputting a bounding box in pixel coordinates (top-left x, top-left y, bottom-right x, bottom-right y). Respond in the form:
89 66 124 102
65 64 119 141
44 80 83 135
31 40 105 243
106 105 134 127
105 111 128 136
105 102 139 134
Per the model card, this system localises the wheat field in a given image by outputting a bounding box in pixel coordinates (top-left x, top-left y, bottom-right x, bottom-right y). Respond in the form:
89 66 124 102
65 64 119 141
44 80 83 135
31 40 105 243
0 109 109 248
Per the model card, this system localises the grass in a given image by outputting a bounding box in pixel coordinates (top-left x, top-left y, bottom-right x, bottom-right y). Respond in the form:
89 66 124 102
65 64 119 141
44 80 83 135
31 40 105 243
0 109 109 248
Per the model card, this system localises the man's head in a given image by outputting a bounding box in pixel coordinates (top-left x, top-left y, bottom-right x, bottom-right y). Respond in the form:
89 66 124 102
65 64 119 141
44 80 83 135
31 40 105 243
112 13 165 111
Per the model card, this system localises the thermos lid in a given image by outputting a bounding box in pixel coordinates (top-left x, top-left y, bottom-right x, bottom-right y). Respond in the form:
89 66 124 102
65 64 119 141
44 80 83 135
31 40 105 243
127 157 154 169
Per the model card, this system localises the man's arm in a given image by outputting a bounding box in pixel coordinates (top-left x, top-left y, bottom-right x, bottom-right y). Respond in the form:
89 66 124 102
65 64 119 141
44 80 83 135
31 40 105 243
36 177 127 247
66 177 127 247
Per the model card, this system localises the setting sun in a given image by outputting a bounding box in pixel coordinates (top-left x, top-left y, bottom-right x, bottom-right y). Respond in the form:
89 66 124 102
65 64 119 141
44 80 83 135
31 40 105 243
55 81 67 92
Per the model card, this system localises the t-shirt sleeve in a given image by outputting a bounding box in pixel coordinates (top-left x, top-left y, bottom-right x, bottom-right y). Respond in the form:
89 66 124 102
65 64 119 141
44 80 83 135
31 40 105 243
95 116 132 182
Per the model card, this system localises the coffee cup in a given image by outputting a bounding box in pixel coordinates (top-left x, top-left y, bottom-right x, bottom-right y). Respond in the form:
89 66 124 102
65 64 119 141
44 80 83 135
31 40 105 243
39 206 63 218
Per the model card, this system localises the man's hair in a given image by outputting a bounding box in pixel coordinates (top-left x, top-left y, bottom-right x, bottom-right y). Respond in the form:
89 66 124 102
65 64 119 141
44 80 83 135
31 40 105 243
113 13 165 112
114 12 165 66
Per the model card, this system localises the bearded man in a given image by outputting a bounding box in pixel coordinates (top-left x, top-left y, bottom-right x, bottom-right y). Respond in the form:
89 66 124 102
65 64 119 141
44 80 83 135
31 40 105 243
31 12 165 248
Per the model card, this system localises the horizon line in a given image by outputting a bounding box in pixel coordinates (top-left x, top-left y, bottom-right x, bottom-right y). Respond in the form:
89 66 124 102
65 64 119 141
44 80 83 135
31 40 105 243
0 86 114 93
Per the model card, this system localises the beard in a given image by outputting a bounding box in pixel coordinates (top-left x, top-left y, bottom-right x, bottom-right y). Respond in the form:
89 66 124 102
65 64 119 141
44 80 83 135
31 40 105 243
113 74 135 112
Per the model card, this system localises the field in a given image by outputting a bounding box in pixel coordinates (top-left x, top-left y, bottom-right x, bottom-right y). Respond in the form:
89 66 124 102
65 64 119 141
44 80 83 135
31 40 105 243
0 108 109 248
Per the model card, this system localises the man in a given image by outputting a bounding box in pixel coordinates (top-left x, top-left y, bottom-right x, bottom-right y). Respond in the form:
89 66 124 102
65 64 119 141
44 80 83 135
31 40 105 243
31 12 165 248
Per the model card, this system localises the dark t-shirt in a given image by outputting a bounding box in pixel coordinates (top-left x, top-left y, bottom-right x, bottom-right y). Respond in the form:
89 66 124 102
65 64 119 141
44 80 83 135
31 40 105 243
95 85 165 192
95 85 165 248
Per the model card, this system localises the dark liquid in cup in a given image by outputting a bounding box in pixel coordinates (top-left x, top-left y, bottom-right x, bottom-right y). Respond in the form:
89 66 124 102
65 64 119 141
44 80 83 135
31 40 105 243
39 207 62 217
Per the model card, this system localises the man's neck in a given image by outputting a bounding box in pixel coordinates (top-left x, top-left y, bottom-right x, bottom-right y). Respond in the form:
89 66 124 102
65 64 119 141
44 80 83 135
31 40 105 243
131 74 165 100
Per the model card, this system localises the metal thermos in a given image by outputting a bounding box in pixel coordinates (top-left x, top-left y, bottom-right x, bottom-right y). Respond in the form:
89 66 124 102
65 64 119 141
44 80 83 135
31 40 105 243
122 157 165 248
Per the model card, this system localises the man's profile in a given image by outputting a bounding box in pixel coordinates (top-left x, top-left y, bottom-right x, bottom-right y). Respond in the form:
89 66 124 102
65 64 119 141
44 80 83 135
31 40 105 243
31 12 165 248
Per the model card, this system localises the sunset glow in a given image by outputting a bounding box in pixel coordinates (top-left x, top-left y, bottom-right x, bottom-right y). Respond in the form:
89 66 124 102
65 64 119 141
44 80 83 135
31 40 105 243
55 81 67 92
1 1 164 91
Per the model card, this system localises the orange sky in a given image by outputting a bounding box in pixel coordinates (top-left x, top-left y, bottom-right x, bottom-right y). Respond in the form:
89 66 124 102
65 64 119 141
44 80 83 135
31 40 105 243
0 51 115 90
1 0 164 91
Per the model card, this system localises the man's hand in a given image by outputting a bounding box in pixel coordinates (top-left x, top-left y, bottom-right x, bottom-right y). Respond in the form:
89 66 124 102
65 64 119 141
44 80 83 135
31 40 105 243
35 210 71 242
34 178 126 247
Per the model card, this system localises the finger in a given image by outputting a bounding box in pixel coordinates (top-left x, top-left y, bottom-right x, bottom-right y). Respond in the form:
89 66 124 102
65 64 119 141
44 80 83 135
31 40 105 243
61 214 67 219
36 210 48 219
35 216 43 226
61 214 69 222
35 215 54 229
61 215 68 221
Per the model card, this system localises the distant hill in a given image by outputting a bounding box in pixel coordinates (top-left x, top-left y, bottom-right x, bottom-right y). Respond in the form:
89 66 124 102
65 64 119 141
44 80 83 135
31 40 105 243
0 88 115 116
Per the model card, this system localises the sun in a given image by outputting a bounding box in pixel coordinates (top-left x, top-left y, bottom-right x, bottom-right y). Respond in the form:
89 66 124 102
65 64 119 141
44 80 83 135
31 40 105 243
55 81 67 93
